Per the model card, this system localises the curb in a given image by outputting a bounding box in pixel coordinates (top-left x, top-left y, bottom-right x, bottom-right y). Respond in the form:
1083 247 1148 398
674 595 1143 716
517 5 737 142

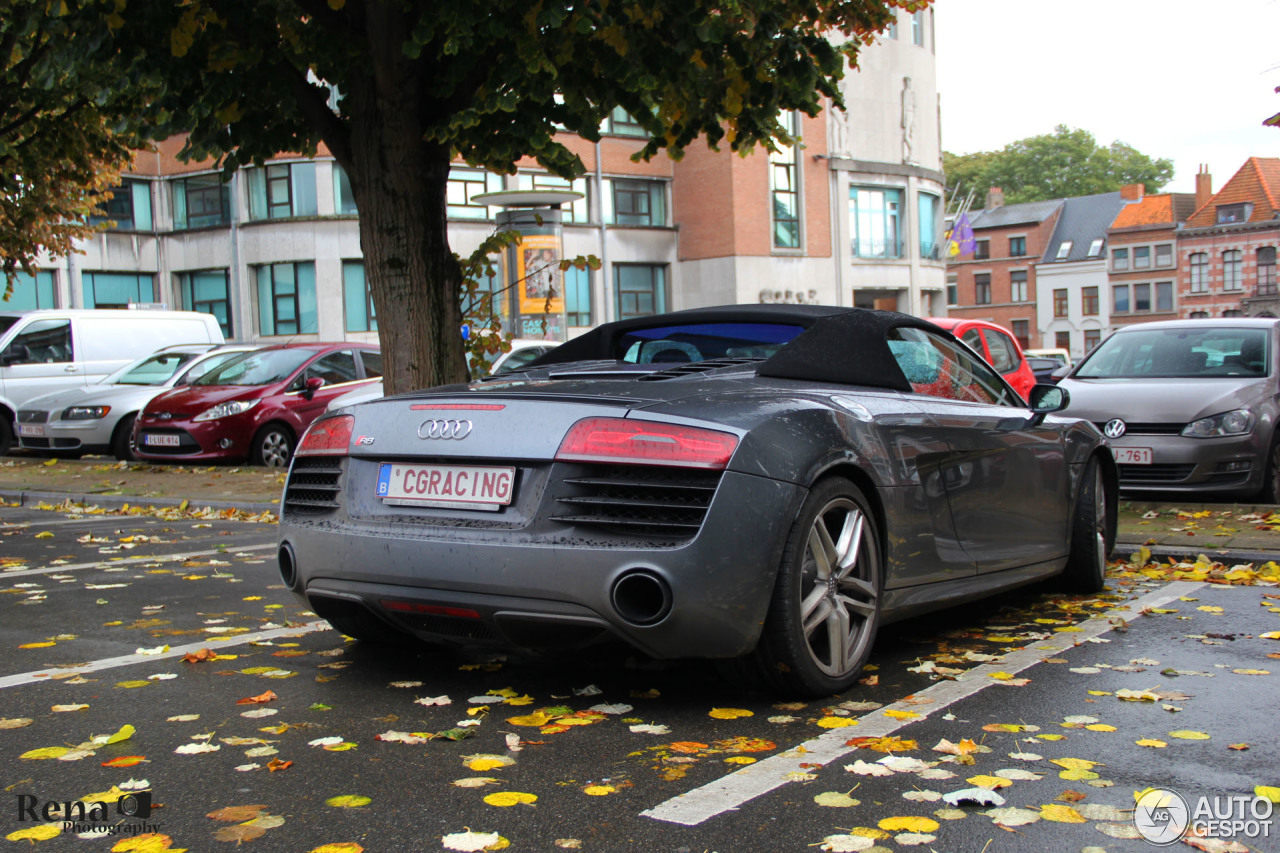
0 489 279 515
1112 539 1280 565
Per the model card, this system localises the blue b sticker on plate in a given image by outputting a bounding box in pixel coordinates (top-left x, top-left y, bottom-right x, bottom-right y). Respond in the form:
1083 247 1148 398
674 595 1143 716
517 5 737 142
376 463 391 496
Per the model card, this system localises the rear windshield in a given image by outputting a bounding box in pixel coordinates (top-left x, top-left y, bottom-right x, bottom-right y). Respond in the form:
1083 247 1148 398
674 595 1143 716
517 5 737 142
1076 327 1270 378
617 323 805 364
194 348 312 386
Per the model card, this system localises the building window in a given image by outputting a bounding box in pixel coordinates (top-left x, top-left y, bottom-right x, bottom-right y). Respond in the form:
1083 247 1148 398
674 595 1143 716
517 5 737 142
1223 249 1243 291
946 273 957 306
973 239 989 260
1010 270 1027 302
1189 252 1208 292
849 186 902 259
342 261 376 332
1084 329 1101 352
606 179 667 227
1008 236 1026 257
614 264 666 320
1113 285 1130 313
1155 243 1173 267
1053 288 1069 317
1223 309 1244 317
1259 247 1277 296
1189 311 1209 319
1155 281 1174 312
1082 286 1099 316
1055 240 1072 260
1133 246 1151 270
1216 202 1253 224
918 192 939 260
974 273 991 305
602 106 646 137
247 163 317 220
256 262 317 336
178 270 232 337
1087 238 1104 258
911 10 925 45
1011 319 1030 349
83 272 153 308
885 14 897 39
1134 282 1151 312
1055 331 1071 350
515 173 589 224
771 112 801 249
564 266 592 327
5 270 56 311
172 174 230 229
447 167 502 220
333 165 358 215
89 180 152 231
1112 248 1129 271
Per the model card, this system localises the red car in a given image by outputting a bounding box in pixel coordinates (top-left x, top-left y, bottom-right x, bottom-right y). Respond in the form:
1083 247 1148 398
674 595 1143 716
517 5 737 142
926 318 1036 401
134 342 381 467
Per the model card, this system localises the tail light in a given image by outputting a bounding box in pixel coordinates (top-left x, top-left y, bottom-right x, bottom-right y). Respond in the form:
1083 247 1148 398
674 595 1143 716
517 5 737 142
296 415 354 457
555 417 738 470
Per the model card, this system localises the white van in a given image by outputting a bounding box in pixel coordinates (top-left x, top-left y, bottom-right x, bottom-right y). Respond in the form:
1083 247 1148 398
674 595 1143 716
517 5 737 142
0 309 224 454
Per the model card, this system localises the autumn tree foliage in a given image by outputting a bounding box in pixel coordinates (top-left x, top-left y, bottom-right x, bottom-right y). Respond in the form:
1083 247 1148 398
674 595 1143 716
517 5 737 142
4 0 922 393
944 125 1174 207
0 2 151 297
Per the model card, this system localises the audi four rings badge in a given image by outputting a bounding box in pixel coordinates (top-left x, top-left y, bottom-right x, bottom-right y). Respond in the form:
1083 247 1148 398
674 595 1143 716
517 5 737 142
418 419 474 440
1103 419 1127 438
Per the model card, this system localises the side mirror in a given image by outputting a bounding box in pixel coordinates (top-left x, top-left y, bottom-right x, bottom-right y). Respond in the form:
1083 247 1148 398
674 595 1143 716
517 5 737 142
1050 365 1071 381
0 344 30 366
303 376 326 399
1027 384 1070 425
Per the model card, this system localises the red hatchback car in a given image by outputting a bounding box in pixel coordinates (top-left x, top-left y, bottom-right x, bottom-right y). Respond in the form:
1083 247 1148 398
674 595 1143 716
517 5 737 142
926 318 1036 401
134 342 381 467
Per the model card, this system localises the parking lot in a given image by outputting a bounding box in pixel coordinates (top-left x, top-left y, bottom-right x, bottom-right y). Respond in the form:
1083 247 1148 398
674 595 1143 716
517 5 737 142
2 497 1278 851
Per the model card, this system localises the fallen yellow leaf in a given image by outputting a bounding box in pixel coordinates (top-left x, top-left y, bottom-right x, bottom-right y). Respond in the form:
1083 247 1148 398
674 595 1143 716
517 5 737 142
877 816 939 833
708 708 753 720
483 791 537 807
1039 804 1087 823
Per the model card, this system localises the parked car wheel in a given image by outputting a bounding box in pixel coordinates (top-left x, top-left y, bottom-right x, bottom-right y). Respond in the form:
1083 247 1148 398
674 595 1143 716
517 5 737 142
111 414 138 462
1259 435 1280 504
251 424 294 468
1061 456 1111 593
748 477 882 698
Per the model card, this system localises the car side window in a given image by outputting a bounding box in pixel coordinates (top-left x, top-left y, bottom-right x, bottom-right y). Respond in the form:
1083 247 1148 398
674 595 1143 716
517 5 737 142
888 327 1013 406
982 329 1018 373
305 350 358 386
359 349 382 378
960 329 984 360
5 319 73 364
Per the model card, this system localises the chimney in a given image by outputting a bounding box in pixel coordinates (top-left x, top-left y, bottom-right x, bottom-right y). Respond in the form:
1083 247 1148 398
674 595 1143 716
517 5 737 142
1195 165 1213 210
1120 183 1144 201
987 187 1005 209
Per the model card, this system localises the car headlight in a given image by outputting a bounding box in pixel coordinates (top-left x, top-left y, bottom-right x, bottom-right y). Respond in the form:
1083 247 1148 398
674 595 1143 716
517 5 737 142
62 406 111 420
1182 409 1255 438
193 399 260 422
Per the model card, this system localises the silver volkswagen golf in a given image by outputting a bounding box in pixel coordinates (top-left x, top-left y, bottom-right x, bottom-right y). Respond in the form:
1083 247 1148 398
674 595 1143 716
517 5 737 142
1059 318 1280 500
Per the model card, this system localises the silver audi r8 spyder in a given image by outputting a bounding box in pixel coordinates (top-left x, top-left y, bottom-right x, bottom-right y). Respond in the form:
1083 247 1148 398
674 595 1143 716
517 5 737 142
278 305 1115 698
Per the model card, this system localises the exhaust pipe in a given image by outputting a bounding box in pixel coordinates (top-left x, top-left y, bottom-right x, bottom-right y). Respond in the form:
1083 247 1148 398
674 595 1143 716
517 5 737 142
277 542 299 589
610 570 672 626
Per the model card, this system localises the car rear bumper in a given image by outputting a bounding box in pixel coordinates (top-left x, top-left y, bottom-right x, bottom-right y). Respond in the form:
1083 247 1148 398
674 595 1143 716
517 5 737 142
277 463 804 659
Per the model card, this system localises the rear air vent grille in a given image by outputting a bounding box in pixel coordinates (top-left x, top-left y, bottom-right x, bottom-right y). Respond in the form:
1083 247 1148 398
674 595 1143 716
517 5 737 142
553 464 721 538
283 457 344 513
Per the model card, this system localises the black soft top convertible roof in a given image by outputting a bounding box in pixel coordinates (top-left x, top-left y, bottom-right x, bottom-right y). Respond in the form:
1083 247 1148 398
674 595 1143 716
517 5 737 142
529 304 946 392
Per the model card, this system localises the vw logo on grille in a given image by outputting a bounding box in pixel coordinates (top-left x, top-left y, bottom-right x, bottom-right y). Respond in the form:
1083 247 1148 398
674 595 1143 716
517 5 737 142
417 418 474 440
1103 418 1127 438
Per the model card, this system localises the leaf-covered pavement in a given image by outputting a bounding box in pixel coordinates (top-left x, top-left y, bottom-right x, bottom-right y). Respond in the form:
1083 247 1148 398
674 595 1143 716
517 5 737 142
2 504 1278 851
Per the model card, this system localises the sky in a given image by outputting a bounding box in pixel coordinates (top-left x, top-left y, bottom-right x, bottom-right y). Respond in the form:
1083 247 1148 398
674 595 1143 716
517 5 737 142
932 0 1280 195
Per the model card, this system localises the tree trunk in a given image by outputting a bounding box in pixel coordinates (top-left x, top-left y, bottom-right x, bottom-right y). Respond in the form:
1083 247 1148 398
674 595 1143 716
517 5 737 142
339 13 468 397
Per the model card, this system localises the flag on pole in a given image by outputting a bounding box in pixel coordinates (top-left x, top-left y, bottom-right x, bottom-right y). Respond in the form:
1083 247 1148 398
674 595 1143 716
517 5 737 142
946 212 976 257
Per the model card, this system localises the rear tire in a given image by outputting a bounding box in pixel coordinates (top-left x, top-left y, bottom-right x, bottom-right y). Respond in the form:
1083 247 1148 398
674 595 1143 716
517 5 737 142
1259 436 1280 504
743 477 882 699
251 424 294 468
0 415 12 456
1061 456 1112 593
111 414 138 462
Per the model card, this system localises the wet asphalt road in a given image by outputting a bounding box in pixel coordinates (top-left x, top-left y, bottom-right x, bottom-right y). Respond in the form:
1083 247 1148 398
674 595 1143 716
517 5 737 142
2 503 1279 852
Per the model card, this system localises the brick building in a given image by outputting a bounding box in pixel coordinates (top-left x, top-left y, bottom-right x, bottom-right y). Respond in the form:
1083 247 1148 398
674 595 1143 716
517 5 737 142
1104 182 1200 328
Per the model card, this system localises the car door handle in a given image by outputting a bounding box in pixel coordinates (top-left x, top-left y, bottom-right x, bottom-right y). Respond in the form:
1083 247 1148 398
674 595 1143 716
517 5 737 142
64 365 78 373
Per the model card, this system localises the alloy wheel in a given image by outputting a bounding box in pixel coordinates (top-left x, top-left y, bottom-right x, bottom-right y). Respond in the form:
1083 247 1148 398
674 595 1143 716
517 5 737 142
798 497 879 678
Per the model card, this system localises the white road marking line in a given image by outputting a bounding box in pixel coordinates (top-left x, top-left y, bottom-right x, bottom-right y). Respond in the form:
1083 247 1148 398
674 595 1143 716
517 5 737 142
0 543 277 579
641 581 1205 826
0 621 332 690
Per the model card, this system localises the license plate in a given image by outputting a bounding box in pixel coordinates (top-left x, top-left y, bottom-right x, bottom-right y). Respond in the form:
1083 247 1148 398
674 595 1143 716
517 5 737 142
17 424 45 437
144 433 181 447
376 462 515 511
1113 447 1152 465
